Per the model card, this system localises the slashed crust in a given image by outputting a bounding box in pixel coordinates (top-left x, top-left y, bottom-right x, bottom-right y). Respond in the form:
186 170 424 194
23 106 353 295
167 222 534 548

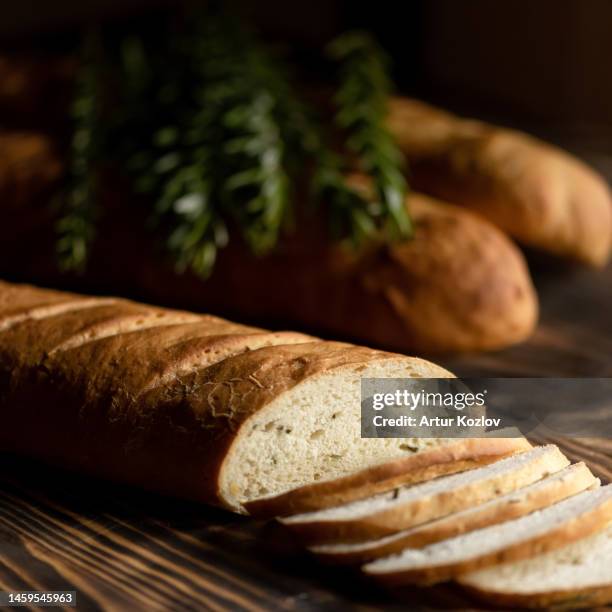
1 282 451 509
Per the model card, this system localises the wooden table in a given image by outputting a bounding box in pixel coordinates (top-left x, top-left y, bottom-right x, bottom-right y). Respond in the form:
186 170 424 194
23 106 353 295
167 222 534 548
1 156 612 611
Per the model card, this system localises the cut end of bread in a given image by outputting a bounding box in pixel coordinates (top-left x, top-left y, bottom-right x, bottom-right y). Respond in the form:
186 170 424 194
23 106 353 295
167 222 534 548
218 356 453 511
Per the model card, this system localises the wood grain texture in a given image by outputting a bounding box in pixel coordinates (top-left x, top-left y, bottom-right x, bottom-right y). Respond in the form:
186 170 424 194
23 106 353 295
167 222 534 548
0 455 468 611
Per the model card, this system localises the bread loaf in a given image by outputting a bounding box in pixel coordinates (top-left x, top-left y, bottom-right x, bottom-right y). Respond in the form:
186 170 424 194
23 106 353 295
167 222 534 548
388 97 612 266
0 132 62 209
0 279 531 513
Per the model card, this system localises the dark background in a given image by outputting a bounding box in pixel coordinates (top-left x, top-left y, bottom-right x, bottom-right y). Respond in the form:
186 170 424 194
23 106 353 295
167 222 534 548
3 0 612 148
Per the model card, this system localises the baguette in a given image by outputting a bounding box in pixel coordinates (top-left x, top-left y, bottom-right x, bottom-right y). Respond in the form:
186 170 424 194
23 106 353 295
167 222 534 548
0 131 537 353
388 97 612 266
310 462 597 564
279 445 567 544
3 279 530 514
458 523 612 609
364 485 612 586
104 191 534 354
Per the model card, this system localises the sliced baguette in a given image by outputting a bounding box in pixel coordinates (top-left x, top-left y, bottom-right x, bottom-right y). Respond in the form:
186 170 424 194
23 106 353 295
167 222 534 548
311 462 597 564
246 432 531 516
364 484 612 586
458 523 612 609
280 445 568 543
5 280 513 514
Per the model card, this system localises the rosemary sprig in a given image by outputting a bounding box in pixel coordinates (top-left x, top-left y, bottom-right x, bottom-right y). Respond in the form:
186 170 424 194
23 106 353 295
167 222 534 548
311 148 378 245
119 15 296 277
56 15 412 277
328 31 412 240
247 44 381 247
56 34 101 272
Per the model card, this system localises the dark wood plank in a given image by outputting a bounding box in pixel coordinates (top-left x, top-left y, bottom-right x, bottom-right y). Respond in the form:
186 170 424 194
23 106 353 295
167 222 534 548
0 456 471 611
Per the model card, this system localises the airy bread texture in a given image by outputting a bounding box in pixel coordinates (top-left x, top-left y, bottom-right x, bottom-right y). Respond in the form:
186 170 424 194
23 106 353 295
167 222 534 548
310 462 597 564
388 97 612 267
364 484 612 586
280 445 567 543
246 435 531 517
216 355 453 509
458 523 612 609
3 280 538 514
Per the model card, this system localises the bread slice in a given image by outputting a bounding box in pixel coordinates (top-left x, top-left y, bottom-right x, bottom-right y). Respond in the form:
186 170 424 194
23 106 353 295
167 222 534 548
311 462 597 564
280 445 568 543
245 432 531 516
364 484 612 586
458 523 612 609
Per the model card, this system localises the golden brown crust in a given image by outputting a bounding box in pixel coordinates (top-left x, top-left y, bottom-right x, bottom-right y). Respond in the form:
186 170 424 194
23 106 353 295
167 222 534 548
313 462 596 564
369 496 612 586
356 194 538 352
388 97 612 267
4 280 440 506
247 437 531 517
137 340 386 440
0 279 79 312
0 293 315 412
